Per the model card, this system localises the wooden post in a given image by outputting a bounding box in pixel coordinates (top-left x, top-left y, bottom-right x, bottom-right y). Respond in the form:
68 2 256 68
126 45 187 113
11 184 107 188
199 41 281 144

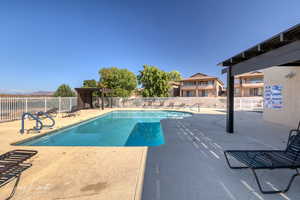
90 91 93 109
101 89 104 110
227 66 234 133
58 97 61 113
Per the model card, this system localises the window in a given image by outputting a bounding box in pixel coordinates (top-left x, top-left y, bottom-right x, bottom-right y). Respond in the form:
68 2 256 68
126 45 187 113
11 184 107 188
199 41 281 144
249 88 263 96
199 90 208 97
208 80 214 85
184 81 196 86
199 80 214 86
186 91 195 97
258 88 263 96
234 88 240 95
234 78 241 84
199 81 208 86
245 77 263 84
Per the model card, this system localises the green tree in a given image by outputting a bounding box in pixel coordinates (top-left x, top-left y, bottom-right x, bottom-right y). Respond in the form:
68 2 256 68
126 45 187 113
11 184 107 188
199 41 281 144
99 67 137 97
82 79 99 96
167 70 182 82
137 65 170 97
82 79 97 88
53 84 76 97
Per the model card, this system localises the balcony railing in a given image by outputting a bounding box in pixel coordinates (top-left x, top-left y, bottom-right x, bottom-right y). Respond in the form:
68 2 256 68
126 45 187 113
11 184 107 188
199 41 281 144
181 85 214 89
242 82 264 87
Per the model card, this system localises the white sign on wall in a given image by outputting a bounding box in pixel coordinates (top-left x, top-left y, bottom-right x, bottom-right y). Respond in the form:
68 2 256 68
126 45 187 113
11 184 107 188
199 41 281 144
264 85 283 109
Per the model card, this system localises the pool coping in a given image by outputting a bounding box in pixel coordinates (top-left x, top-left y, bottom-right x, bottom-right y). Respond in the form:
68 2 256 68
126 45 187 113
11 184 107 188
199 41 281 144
11 109 193 146
134 147 148 200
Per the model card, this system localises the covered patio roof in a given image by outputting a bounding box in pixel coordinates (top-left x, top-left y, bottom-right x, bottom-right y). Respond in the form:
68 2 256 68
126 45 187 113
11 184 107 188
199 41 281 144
219 23 300 75
217 23 300 133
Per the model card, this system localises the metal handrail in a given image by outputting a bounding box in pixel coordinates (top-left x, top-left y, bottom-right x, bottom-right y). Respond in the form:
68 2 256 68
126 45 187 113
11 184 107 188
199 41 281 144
36 111 55 128
20 112 43 134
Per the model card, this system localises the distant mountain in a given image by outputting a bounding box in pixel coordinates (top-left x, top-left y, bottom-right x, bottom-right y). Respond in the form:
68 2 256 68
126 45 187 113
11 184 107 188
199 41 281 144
0 89 54 96
30 91 54 96
0 89 29 95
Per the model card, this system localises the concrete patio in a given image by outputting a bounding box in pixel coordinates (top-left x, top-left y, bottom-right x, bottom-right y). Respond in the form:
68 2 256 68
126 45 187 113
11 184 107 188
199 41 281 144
142 111 300 200
0 109 148 200
1 109 299 200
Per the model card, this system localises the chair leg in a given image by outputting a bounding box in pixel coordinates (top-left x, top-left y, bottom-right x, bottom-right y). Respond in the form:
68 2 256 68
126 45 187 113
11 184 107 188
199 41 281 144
5 174 21 200
224 152 249 169
251 169 300 194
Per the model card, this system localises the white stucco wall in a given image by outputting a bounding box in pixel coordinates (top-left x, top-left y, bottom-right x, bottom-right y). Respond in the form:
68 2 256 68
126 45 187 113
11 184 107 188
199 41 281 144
263 66 300 128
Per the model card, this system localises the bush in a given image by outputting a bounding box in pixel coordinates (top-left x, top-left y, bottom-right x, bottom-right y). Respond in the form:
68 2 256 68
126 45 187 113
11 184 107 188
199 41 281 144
53 84 76 97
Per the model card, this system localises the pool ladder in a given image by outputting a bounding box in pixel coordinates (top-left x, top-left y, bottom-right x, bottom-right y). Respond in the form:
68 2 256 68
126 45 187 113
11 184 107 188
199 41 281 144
20 113 43 134
20 111 55 134
36 111 55 129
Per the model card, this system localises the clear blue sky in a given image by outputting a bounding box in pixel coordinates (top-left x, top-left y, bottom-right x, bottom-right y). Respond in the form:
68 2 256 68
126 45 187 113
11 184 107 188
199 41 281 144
1 0 299 92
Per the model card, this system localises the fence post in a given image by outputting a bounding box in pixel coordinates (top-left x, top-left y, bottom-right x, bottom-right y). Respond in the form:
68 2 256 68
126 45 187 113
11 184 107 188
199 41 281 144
240 98 242 110
25 98 28 113
0 98 1 122
13 97 15 120
69 98 72 111
59 97 61 113
44 97 47 112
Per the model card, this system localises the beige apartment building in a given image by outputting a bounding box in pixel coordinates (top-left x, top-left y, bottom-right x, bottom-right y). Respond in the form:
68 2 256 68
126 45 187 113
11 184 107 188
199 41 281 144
234 71 264 97
180 73 224 97
169 81 180 97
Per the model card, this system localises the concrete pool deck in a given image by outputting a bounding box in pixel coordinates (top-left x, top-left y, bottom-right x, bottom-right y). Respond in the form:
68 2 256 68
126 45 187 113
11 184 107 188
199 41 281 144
0 108 222 200
142 111 300 200
2 108 296 200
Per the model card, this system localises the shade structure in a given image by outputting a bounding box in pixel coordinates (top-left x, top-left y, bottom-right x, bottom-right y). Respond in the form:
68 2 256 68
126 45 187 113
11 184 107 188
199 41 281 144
75 88 112 110
217 23 300 133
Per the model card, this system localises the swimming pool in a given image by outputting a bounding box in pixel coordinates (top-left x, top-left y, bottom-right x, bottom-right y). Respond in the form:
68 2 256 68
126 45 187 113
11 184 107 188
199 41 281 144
15 110 192 146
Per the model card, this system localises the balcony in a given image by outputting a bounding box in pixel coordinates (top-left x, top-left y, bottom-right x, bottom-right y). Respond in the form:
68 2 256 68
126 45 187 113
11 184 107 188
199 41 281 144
181 85 214 90
242 82 264 88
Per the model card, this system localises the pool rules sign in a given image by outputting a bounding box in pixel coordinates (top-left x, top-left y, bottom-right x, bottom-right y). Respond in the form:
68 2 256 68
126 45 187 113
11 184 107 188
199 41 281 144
264 85 283 109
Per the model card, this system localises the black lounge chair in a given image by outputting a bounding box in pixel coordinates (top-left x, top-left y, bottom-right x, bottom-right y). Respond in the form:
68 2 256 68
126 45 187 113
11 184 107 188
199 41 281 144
167 102 175 109
63 106 80 118
0 150 37 164
45 108 58 118
0 150 37 200
0 163 32 200
177 103 186 109
224 123 300 194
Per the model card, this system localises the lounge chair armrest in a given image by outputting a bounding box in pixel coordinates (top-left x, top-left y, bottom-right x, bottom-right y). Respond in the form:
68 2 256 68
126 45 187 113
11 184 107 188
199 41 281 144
290 129 300 134
288 129 300 145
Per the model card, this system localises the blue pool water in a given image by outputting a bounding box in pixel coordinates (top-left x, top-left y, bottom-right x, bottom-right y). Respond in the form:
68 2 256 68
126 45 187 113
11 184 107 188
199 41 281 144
16 110 192 146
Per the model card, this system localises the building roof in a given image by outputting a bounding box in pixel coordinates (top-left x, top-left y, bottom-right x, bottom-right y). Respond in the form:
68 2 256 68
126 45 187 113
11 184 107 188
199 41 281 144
74 87 112 93
218 23 300 68
190 73 208 77
181 73 216 81
180 73 224 85
169 81 181 86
